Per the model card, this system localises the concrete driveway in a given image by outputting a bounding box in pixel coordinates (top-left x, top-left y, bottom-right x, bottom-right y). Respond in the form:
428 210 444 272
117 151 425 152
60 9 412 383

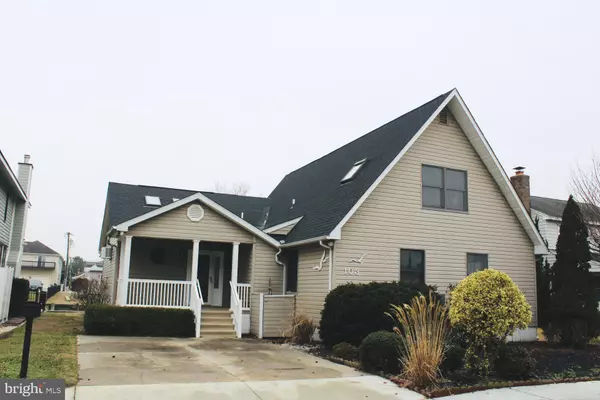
75 335 423 400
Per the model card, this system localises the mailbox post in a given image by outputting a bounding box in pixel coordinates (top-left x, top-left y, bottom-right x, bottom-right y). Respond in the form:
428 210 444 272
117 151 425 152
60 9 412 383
19 301 41 378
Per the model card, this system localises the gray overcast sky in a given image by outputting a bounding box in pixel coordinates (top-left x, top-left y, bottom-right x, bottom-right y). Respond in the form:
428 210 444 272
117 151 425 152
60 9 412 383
1 1 599 260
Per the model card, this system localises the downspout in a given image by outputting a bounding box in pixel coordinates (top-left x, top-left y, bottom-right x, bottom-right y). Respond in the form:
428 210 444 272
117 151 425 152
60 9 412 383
275 248 286 294
319 240 333 291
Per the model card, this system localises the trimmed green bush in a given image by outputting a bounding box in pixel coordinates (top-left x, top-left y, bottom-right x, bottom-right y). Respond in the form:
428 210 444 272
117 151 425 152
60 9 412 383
9 278 30 317
359 330 402 374
441 344 465 373
84 305 195 337
320 281 436 347
332 342 358 360
494 345 536 380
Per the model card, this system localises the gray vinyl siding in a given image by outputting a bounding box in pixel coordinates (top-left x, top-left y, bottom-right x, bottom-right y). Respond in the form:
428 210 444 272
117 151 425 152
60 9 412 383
250 293 261 335
335 111 538 325
128 201 254 243
0 186 15 246
295 244 330 323
7 201 27 267
238 244 252 283
262 295 295 337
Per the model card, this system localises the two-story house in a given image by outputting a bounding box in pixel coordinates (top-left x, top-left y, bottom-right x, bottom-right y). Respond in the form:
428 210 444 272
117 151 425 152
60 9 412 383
0 151 34 322
20 240 64 289
98 89 547 340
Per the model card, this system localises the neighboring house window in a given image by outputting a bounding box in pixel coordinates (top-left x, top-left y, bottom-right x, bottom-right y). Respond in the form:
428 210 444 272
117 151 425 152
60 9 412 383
286 250 298 293
3 192 8 222
422 165 468 211
467 253 488 275
0 245 6 267
400 249 425 285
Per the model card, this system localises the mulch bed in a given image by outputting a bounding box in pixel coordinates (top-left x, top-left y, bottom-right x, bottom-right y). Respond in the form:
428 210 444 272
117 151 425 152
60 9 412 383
287 341 600 398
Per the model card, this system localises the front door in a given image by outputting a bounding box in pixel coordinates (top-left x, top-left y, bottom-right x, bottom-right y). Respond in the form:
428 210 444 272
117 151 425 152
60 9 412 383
208 251 224 306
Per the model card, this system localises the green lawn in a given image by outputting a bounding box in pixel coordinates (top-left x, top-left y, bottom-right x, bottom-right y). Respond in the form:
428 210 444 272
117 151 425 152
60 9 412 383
0 312 83 386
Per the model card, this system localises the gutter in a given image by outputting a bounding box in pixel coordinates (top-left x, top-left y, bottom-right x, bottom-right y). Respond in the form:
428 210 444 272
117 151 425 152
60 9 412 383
280 235 334 248
275 248 286 293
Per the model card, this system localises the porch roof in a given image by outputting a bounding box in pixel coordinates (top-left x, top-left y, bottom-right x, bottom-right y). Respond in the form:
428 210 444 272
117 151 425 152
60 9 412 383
106 182 271 229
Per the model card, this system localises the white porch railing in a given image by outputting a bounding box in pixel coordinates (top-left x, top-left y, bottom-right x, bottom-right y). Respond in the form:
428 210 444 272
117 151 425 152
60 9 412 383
230 281 243 338
236 283 251 310
127 279 192 308
190 280 203 337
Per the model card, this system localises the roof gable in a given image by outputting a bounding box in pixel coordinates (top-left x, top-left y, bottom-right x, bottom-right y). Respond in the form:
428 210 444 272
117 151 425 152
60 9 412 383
112 191 280 248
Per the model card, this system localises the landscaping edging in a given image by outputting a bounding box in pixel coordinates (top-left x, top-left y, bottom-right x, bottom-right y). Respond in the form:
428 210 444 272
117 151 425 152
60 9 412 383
389 375 600 398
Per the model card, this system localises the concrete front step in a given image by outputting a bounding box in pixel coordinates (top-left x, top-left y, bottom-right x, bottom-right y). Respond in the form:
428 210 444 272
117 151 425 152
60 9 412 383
200 307 236 338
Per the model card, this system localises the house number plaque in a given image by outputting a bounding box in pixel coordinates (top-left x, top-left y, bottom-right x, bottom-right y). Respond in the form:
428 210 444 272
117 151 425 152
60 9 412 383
344 268 360 276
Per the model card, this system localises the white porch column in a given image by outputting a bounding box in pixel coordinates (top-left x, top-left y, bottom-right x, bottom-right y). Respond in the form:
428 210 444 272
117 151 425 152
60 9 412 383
191 240 200 285
116 235 132 305
231 242 240 288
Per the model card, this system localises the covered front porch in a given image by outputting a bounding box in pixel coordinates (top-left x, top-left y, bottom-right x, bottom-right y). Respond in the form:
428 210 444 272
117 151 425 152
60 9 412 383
115 236 252 337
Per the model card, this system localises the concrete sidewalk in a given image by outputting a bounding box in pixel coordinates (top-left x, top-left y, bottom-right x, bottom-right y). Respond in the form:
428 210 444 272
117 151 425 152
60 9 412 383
438 381 600 399
65 376 424 399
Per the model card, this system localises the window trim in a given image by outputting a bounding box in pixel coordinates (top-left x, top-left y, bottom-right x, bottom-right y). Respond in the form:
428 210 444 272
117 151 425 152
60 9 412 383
341 159 367 183
422 164 468 212
400 248 426 286
466 252 488 275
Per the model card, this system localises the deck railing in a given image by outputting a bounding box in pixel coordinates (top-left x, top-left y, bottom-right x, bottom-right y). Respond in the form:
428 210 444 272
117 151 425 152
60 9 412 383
230 281 243 338
126 279 192 308
236 283 251 310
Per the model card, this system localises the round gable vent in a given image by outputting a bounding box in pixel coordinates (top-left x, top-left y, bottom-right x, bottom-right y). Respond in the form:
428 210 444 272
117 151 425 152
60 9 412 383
187 204 205 222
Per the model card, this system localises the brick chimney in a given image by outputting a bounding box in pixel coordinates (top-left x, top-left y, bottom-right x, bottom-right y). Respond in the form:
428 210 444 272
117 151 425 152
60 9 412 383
510 166 530 214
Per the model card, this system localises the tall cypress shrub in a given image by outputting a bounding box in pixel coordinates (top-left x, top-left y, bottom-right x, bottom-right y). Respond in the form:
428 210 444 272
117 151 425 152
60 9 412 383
548 196 599 346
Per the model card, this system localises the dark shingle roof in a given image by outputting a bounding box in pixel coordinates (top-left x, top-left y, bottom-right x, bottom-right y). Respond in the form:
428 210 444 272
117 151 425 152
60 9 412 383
530 196 569 219
103 90 452 244
531 195 599 221
106 182 271 228
265 90 452 242
23 240 60 255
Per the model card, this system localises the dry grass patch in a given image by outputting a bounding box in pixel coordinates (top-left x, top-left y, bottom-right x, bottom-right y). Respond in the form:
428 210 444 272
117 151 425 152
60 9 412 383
0 312 83 386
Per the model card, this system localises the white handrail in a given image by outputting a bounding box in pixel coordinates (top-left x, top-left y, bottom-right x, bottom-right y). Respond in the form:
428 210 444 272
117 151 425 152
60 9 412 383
127 279 192 308
236 283 251 310
229 281 242 338
191 280 203 337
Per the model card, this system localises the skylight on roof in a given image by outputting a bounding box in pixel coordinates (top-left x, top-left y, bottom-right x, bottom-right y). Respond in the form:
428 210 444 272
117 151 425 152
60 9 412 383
145 196 161 206
341 159 367 183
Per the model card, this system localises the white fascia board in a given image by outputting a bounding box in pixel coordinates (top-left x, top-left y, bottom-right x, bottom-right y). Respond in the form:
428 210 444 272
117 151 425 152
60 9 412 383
0 152 27 201
449 92 548 254
280 235 333 248
329 90 456 239
329 89 549 255
263 216 303 234
112 193 281 248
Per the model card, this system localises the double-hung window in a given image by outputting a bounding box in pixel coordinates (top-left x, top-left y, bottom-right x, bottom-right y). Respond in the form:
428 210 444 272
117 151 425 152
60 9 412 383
467 253 488 275
400 249 425 285
422 165 468 211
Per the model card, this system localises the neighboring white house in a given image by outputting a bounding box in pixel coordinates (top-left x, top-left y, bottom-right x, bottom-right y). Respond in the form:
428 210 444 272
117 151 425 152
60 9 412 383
531 196 600 272
21 240 64 289
73 262 103 281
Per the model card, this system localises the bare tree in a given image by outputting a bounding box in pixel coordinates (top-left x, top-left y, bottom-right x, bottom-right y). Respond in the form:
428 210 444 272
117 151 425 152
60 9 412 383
573 156 600 255
213 181 250 196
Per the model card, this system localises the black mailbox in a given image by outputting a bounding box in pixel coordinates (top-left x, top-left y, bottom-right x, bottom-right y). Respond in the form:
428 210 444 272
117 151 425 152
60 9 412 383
22 302 41 318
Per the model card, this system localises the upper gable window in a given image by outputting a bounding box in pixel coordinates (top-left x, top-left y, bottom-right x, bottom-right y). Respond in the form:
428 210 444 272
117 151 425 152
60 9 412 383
341 159 367 183
422 165 468 211
145 196 162 206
